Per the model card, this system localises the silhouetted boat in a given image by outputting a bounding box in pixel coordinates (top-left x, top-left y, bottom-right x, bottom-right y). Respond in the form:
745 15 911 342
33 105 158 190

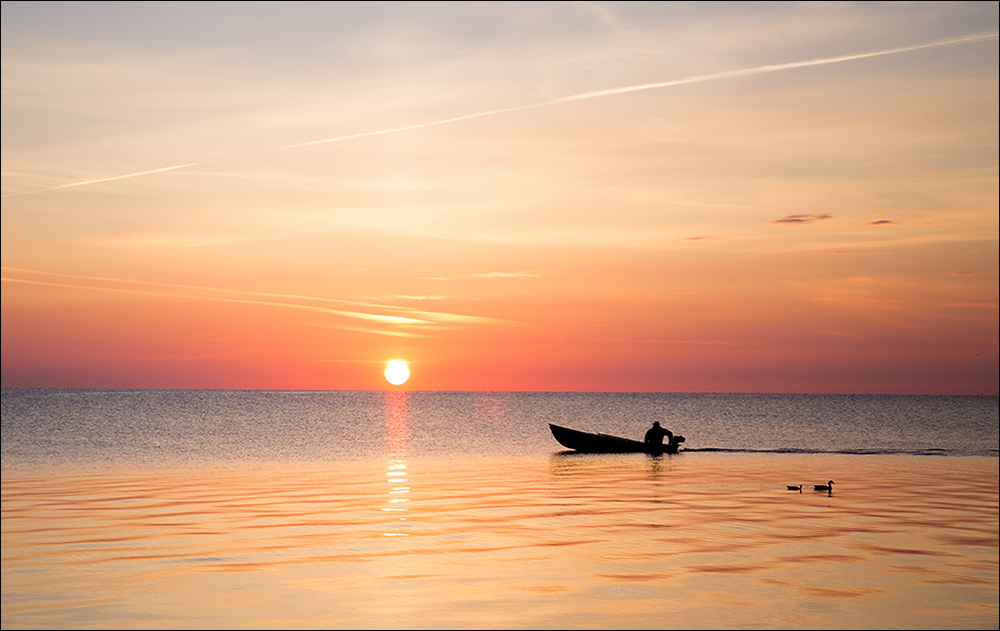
549 423 685 454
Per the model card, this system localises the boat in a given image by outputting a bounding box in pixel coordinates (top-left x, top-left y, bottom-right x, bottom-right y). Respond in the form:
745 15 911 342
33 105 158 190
549 423 685 454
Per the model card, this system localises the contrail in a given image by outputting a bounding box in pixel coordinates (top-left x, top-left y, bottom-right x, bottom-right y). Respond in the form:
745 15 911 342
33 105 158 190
8 31 996 194
549 31 999 104
273 31 998 150
271 105 541 150
2 163 199 198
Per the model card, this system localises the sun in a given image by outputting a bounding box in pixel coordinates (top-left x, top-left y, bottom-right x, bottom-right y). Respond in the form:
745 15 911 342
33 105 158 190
384 360 410 386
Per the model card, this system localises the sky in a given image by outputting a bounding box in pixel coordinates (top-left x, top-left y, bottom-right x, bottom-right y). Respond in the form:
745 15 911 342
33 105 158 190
2 1 997 393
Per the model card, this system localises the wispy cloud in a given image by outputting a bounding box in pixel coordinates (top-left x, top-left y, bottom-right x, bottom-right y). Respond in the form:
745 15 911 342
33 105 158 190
943 302 999 309
470 271 540 279
1 276 428 328
771 214 834 225
423 271 541 282
372 295 448 301
641 338 740 346
0 267 507 331
866 220 899 226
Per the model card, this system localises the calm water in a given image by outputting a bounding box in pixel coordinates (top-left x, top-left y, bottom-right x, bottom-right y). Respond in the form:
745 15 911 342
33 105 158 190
2 389 998 629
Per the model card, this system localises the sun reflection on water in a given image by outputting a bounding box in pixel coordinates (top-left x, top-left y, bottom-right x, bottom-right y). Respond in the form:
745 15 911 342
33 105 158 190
383 391 411 536
382 459 410 536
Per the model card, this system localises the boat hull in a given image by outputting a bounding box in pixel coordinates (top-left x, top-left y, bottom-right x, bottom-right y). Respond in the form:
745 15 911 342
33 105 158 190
549 423 684 454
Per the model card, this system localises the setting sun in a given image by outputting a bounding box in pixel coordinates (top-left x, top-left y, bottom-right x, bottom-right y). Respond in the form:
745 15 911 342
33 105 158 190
384 360 410 386
0 2 995 396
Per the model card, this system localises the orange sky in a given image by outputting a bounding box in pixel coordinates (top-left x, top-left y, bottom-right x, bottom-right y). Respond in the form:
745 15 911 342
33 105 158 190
2 2 997 393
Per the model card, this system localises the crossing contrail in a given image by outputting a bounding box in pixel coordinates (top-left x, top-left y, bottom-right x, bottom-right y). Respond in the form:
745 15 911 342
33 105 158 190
7 30 996 196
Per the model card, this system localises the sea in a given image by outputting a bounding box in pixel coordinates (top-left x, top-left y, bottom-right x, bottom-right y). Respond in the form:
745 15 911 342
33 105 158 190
2 389 997 630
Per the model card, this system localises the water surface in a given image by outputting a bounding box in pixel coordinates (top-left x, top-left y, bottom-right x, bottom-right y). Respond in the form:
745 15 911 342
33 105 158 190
2 390 997 629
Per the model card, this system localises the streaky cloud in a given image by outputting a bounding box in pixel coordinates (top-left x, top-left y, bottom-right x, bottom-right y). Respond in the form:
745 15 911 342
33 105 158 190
471 271 540 279
771 213 834 225
943 302 999 309
641 338 740 346
1 266 506 329
376 295 447 301
866 220 900 226
0 276 428 326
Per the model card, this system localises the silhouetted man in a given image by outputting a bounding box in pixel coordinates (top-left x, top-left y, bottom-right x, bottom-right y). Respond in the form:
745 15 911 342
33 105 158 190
644 421 673 446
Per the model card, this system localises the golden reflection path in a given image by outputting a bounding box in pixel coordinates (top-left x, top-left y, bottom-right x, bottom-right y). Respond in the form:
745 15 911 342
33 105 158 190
382 390 410 537
1 454 996 628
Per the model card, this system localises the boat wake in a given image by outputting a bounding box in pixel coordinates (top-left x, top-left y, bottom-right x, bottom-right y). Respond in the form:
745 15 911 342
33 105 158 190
685 447 997 457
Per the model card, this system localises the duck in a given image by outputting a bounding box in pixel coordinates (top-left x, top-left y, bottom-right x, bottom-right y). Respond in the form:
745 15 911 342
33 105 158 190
813 480 834 491
786 485 802 492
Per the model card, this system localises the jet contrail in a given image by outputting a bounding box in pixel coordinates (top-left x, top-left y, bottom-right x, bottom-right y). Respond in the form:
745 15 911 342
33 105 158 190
274 31 998 150
2 163 199 198
271 105 542 150
7 31 996 195
550 31 999 104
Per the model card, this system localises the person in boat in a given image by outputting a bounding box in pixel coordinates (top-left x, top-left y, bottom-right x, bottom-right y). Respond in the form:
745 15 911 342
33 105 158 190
644 421 673 447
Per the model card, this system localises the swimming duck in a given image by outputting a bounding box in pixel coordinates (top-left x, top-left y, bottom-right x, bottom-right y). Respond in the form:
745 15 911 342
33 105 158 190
786 485 802 492
813 480 834 491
